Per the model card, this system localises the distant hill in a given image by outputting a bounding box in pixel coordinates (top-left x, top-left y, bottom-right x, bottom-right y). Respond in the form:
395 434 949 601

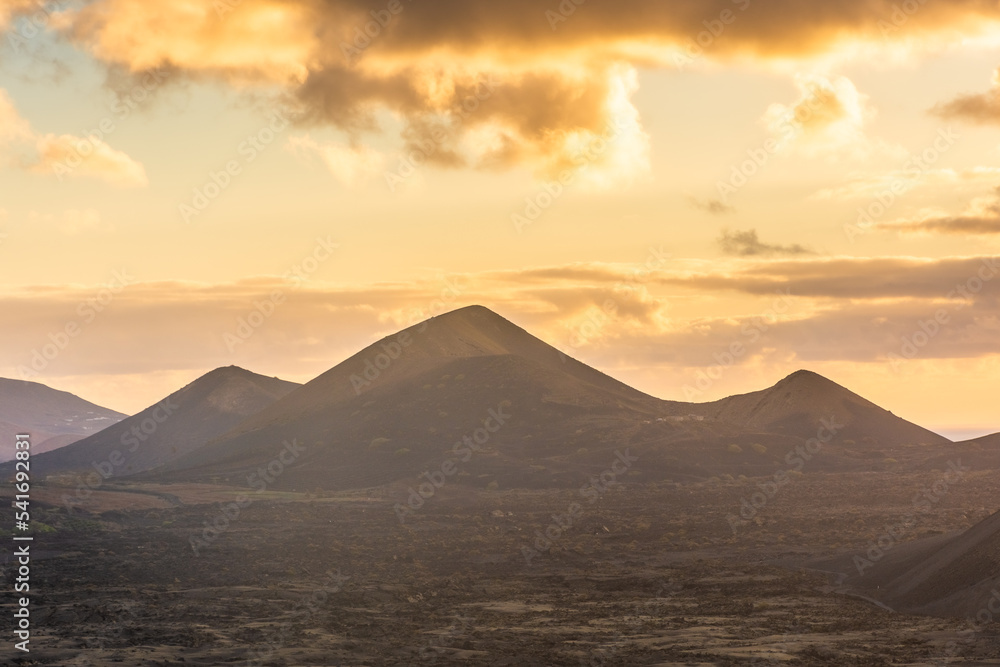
0 378 126 461
911 431 1000 473
20 306 986 491
146 306 980 492
19 367 300 479
838 508 1000 619
154 306 678 490
959 432 1000 448
692 370 950 448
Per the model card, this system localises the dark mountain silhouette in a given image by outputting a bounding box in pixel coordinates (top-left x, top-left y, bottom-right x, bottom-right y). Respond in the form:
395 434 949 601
691 370 950 448
20 367 299 479
0 378 126 461
143 306 975 491
153 306 676 490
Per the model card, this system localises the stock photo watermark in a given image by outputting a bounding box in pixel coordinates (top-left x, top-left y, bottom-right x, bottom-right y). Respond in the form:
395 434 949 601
180 110 290 223
17 269 136 381
394 403 511 523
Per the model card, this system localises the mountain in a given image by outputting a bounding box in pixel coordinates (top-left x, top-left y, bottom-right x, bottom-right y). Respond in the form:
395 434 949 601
691 370 950 448
150 307 968 492
21 367 300 479
0 378 127 461
154 305 683 490
915 431 1000 472
92 306 991 491
960 432 1000 447
837 508 1000 619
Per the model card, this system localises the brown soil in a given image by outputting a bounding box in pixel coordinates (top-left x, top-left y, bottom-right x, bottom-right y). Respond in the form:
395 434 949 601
4 469 999 665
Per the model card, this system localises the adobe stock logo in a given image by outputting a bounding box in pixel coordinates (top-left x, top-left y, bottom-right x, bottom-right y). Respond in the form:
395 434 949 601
394 404 511 523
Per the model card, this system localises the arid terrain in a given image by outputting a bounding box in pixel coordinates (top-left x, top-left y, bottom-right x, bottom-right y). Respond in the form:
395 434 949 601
4 467 998 666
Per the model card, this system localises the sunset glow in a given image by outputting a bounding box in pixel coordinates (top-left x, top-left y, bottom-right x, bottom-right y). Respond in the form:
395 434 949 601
1 0 998 439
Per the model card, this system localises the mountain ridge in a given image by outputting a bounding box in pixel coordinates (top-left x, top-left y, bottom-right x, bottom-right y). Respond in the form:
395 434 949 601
0 377 127 461
19 366 300 481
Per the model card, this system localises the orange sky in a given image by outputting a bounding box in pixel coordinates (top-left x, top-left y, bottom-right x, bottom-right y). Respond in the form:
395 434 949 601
0 0 998 438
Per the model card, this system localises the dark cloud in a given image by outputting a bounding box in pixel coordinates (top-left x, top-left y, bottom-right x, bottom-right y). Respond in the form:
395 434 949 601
880 186 1000 235
39 0 1000 177
931 68 1000 125
688 197 735 215
658 256 1000 300
718 229 812 257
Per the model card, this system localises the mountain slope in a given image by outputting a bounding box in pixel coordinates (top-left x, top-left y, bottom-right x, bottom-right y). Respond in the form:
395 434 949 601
148 308 994 491
0 378 126 461
915 430 1000 473
960 432 1000 447
154 306 680 490
841 508 1000 619
692 370 950 448
21 367 300 478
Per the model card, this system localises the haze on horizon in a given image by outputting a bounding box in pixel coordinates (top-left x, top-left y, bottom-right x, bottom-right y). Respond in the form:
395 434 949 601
0 0 998 436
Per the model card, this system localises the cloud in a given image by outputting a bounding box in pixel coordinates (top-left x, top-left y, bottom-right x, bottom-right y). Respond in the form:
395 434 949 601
0 0 37 32
880 186 1000 235
287 135 386 187
811 167 1000 201
657 256 1000 301
30 133 148 187
0 89 32 145
0 88 147 186
763 74 892 160
60 0 317 84
932 67 1000 125
47 0 1000 181
688 196 734 215
718 229 812 257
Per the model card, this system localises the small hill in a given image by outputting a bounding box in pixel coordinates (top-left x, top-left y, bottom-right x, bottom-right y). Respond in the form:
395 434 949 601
21 367 300 479
839 508 1000 619
0 378 126 461
912 431 1000 473
959 432 1000 448
692 370 950 448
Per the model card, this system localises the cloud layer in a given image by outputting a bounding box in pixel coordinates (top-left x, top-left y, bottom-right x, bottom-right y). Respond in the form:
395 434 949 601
23 0 1000 182
880 186 1000 235
3 255 997 382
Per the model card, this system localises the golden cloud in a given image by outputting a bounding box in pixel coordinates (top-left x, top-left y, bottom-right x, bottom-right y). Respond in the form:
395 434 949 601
0 0 37 31
0 87 147 186
287 135 387 187
61 0 318 83
880 187 1000 235
30 132 148 187
763 74 896 160
2 255 997 383
932 67 1000 125
49 0 1000 182
0 89 31 144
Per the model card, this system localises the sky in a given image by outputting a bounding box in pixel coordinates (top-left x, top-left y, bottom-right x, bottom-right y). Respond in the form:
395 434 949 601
1 0 999 440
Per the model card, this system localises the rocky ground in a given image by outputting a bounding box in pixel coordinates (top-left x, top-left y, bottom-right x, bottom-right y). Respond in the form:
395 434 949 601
3 469 999 665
